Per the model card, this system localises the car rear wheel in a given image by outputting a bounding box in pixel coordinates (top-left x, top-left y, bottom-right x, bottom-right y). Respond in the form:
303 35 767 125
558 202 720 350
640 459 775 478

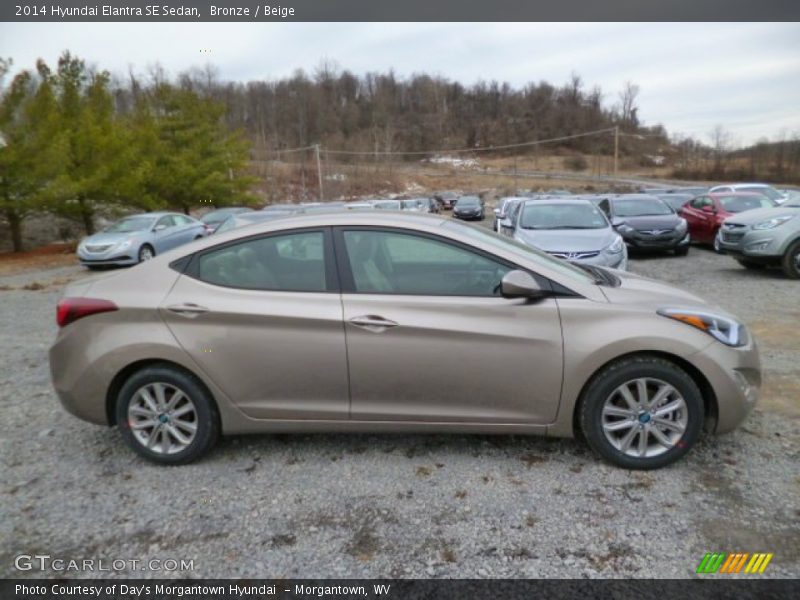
781 240 800 279
138 244 155 263
116 365 219 465
579 356 703 469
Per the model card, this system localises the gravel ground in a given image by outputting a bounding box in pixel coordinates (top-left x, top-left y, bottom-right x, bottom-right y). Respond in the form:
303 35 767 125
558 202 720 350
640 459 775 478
1 241 798 579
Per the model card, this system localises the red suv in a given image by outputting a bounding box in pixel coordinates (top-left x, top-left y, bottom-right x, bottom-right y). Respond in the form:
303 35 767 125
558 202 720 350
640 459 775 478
679 192 776 252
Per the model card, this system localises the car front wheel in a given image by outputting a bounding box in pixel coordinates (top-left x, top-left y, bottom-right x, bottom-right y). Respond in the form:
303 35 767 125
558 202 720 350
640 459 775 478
138 244 155 263
579 356 703 469
781 240 800 279
116 365 220 465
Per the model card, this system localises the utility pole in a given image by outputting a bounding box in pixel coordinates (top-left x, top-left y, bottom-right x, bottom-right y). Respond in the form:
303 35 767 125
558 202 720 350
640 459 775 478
315 144 324 201
613 126 619 179
513 155 519 194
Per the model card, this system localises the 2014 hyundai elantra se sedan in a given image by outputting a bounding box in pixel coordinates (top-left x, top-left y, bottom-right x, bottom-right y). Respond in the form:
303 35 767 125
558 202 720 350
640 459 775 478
49 212 761 469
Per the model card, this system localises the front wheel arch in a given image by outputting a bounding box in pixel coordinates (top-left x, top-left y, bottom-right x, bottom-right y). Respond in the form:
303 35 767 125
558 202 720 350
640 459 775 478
571 350 718 440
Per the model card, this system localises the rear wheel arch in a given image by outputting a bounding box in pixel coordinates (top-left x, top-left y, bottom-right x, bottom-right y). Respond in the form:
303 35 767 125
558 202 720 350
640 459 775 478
105 359 221 428
571 350 718 438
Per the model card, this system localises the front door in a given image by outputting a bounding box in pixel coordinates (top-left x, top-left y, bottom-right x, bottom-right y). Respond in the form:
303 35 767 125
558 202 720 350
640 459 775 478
335 227 563 424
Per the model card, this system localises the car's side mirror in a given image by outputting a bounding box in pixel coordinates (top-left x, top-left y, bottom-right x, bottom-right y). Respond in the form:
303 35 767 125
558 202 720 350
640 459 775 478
154 224 167 232
501 270 546 299
610 217 624 227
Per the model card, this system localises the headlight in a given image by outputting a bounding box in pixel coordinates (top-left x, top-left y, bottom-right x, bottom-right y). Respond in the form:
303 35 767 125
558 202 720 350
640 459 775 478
616 223 633 234
115 239 133 250
753 215 794 230
605 236 624 254
657 308 748 347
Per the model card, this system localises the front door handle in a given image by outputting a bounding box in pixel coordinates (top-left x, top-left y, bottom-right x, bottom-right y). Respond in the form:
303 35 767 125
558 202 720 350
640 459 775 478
166 303 209 318
348 315 398 333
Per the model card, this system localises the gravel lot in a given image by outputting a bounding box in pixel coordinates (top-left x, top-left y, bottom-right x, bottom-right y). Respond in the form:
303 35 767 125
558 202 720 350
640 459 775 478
1 237 798 579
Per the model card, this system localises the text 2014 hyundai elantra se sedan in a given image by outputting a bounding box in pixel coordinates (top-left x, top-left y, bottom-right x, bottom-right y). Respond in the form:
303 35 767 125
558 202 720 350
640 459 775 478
49 212 760 469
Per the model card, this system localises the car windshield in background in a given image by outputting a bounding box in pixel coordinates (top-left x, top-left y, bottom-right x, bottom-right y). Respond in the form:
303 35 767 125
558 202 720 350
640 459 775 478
105 217 154 232
401 199 422 208
657 195 693 211
520 203 607 230
456 197 480 207
740 186 782 201
614 198 672 217
373 200 401 210
441 220 595 285
719 195 775 212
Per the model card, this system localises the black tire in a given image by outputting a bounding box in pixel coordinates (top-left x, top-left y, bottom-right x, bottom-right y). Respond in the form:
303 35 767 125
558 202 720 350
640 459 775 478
85 265 104 271
736 259 765 270
116 364 220 465
579 355 703 470
673 246 689 257
138 244 155 263
781 239 800 279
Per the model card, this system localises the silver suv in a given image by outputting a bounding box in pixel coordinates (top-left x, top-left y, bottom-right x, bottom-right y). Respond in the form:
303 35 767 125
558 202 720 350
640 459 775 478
716 196 800 278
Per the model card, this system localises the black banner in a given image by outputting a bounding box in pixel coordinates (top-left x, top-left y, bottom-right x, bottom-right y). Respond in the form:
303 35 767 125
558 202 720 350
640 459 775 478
3 579 800 600
2 0 800 22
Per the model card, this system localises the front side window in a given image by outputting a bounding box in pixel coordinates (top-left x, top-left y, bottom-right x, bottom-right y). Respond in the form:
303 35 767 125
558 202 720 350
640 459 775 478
342 230 511 296
196 231 327 291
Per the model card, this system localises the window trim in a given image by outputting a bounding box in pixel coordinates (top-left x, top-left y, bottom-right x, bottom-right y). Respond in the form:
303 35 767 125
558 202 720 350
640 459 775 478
184 226 339 293
332 225 553 297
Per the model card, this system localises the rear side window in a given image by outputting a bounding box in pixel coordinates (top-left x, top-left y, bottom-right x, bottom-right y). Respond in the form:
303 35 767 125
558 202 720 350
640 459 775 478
174 215 194 226
196 231 327 292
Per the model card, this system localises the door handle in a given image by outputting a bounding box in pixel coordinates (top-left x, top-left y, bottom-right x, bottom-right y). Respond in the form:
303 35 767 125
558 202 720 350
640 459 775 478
166 303 209 317
348 315 398 333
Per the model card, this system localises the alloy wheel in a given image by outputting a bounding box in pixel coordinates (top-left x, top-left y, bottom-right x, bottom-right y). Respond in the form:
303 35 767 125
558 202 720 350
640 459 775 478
601 377 688 458
127 382 198 454
139 246 154 261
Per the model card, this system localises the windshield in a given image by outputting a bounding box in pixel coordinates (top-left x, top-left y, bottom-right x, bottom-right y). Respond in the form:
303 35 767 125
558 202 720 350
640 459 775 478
719 195 775 212
740 186 782 201
442 220 595 284
373 201 401 210
456 197 480 207
105 216 154 233
613 198 673 217
520 203 608 230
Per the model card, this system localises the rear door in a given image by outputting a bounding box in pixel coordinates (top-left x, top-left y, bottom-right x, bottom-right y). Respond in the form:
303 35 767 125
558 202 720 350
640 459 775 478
160 228 349 420
334 227 563 424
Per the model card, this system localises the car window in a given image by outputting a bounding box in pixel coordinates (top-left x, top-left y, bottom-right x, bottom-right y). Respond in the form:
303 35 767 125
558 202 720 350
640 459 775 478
196 231 327 292
156 215 176 228
690 197 710 209
174 215 194 226
342 230 511 296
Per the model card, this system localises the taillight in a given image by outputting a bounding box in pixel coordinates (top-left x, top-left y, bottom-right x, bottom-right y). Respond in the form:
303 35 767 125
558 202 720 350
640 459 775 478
56 297 118 327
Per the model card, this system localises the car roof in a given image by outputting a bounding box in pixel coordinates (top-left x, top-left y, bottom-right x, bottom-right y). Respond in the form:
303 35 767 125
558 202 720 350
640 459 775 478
708 191 769 197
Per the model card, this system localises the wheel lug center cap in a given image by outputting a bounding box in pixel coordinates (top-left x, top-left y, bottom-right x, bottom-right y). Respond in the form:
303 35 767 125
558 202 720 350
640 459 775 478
158 414 169 423
638 413 651 424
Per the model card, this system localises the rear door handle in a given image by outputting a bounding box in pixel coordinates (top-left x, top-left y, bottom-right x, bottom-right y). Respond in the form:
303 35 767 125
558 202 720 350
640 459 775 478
348 315 398 333
166 303 209 318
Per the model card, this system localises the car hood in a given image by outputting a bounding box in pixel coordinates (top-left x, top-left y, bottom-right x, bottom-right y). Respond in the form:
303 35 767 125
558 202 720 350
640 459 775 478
617 214 680 230
514 227 616 252
599 269 733 317
723 205 800 226
81 231 142 245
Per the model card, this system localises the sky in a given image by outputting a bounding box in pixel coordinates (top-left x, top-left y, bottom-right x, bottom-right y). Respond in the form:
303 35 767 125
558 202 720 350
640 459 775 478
1 22 798 146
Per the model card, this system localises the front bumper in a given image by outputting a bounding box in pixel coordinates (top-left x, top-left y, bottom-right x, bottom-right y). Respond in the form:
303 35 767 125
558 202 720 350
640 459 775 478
77 246 138 266
454 212 482 220
688 335 761 434
716 227 784 261
621 230 689 250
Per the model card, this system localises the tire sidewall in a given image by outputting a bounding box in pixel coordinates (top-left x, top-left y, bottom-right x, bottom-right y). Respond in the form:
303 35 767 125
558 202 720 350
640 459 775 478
782 240 800 279
138 244 155 263
580 358 703 470
116 366 219 465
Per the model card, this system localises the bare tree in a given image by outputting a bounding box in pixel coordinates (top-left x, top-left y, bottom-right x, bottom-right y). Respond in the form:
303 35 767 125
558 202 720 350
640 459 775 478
618 81 640 129
708 124 732 174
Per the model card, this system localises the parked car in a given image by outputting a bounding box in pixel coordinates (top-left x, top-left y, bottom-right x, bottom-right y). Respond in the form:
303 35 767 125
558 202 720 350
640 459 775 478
411 197 439 214
400 198 425 212
679 192 776 252
51 211 761 469
493 197 522 232
200 207 254 233
453 196 484 221
655 193 694 213
716 195 800 278
215 209 301 234
596 195 690 256
76 212 208 268
434 191 459 209
709 183 786 205
497 197 526 236
513 199 627 270
371 199 402 210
